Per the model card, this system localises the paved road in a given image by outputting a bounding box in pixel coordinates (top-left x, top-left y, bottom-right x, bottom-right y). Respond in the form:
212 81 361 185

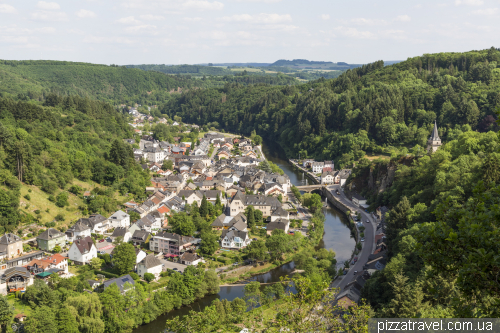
159 258 187 273
329 185 376 291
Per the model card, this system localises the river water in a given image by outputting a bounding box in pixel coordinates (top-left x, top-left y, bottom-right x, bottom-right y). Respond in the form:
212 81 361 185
133 142 355 333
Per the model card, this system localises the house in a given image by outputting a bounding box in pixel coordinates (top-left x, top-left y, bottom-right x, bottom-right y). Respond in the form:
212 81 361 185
337 169 352 186
270 207 289 222
218 149 231 160
131 230 150 246
179 251 203 266
311 162 325 174
323 161 334 170
149 232 199 256
321 171 336 185
36 228 67 251
220 230 251 249
302 159 314 168
144 146 165 163
228 192 281 217
136 214 162 234
111 227 132 243
352 193 367 208
266 218 290 235
149 163 162 172
0 234 23 258
0 267 33 294
65 221 91 242
135 248 147 268
108 210 131 229
101 274 135 294
263 183 285 198
26 253 68 275
137 254 163 280
73 214 108 235
212 212 248 231
336 288 361 309
68 236 97 265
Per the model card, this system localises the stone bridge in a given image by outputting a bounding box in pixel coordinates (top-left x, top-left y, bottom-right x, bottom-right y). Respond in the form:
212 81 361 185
295 185 324 193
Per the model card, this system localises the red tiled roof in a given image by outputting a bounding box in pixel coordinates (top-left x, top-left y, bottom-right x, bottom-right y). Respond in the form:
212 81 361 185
42 253 66 265
157 206 169 214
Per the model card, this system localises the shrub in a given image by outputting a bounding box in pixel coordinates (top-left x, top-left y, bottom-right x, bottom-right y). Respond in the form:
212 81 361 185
54 214 65 221
24 194 31 201
45 221 56 228
34 210 40 214
144 273 155 283
356 242 362 250
129 272 140 280
94 270 119 278
28 189 32 193
56 192 69 207
48 195 55 202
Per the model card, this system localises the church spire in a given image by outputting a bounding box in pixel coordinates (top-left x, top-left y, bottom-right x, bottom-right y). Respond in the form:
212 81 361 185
430 120 440 141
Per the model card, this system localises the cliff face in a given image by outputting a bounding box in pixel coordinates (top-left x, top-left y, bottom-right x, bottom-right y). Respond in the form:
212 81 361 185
368 163 397 194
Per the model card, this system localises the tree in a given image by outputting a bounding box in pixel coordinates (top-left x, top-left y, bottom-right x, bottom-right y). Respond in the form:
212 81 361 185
200 194 209 217
53 245 61 253
204 270 220 295
0 295 12 333
199 231 219 255
382 271 425 318
245 239 268 261
24 306 57 333
266 229 292 261
254 209 263 225
144 273 155 283
170 212 196 236
112 243 136 275
245 205 255 228
162 159 173 171
258 160 272 173
244 281 261 310
56 307 79 333
129 211 140 222
55 192 69 207
90 257 103 270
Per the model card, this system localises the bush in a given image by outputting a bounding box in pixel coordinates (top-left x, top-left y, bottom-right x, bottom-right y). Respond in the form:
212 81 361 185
68 185 83 195
28 189 32 193
34 210 40 214
48 195 55 202
356 242 362 250
129 272 140 280
24 194 31 201
54 214 65 221
144 273 155 283
56 192 69 208
45 221 56 228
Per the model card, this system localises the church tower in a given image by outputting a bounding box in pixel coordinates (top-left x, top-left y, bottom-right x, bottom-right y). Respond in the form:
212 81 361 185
427 121 442 153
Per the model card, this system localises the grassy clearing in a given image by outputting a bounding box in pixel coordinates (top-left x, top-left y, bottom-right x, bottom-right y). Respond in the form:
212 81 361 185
6 294 31 317
364 153 390 161
19 184 84 229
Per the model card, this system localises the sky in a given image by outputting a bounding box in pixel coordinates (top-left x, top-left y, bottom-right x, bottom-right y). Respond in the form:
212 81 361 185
0 0 499 65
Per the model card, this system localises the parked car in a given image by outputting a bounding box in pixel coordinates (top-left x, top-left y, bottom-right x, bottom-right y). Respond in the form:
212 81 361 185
354 257 358 262
99 239 105 243
361 238 365 242
365 220 369 223
288 231 294 235
173 268 178 271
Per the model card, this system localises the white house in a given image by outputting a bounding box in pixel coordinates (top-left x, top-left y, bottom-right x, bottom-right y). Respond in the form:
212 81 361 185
321 171 336 185
220 230 251 249
179 252 203 266
68 236 97 265
65 221 91 242
135 249 147 267
144 146 165 163
137 254 163 280
108 210 130 229
311 162 325 174
111 227 132 243
352 193 367 208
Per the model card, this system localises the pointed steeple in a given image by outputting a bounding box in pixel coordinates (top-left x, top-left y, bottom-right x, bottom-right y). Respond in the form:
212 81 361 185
430 121 440 140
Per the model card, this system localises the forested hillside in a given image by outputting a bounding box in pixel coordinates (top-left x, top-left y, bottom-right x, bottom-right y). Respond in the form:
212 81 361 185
0 60 202 105
0 94 150 234
162 47 500 168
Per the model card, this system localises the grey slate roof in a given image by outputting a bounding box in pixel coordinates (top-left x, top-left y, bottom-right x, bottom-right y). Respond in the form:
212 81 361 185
221 229 248 242
73 236 94 254
211 214 226 227
103 274 135 293
266 219 289 232
271 207 289 217
430 121 440 140
0 233 21 245
132 230 150 241
37 228 65 241
111 227 129 238
139 254 162 269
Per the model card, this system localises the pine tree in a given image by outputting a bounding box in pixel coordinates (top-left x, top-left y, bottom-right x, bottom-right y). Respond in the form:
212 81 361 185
245 205 255 228
383 271 425 318
200 194 209 217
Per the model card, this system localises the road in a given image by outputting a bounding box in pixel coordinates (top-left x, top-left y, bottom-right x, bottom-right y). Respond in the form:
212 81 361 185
328 185 376 291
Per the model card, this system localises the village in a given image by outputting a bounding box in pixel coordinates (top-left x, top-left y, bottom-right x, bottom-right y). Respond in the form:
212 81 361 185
0 105 396 322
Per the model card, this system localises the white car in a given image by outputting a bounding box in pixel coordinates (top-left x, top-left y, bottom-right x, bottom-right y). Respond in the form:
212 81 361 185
360 238 365 242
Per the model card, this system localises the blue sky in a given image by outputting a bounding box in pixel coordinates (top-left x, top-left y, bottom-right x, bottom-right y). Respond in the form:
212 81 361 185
0 0 498 64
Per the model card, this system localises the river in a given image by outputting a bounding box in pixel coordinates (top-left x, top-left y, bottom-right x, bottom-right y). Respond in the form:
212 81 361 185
133 142 355 333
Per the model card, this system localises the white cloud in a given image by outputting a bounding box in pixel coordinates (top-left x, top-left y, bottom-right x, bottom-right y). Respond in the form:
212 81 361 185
395 15 411 22
36 27 56 34
472 8 498 15
31 11 68 21
139 14 165 21
455 0 483 5
76 9 96 18
350 18 388 26
220 13 292 24
183 17 203 22
115 16 141 24
0 4 16 14
320 14 330 20
37 1 61 10
83 36 134 44
184 0 224 10
334 26 375 39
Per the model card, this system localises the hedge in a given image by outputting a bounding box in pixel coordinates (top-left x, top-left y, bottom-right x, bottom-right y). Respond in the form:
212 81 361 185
94 270 119 278
151 281 169 291
216 257 233 265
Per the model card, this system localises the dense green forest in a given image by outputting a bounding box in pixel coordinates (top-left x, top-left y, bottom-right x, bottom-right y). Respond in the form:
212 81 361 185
351 127 500 318
0 94 150 233
162 48 500 168
0 60 203 105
